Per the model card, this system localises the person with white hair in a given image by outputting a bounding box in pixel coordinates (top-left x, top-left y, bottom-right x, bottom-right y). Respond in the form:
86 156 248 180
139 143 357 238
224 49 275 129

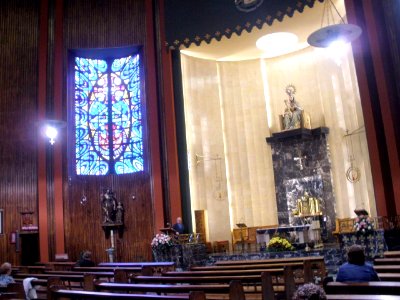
0 262 15 287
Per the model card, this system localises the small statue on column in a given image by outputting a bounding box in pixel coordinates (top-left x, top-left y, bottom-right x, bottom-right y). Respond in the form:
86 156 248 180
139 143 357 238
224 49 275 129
115 201 124 225
101 189 117 224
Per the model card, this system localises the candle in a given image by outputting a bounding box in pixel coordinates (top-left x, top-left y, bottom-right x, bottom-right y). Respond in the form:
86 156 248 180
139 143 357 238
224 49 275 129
110 230 114 248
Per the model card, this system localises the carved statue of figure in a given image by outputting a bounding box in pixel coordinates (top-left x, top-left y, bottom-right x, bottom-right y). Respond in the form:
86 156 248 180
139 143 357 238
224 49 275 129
115 201 124 224
309 196 316 215
296 191 311 216
283 84 303 130
102 189 117 224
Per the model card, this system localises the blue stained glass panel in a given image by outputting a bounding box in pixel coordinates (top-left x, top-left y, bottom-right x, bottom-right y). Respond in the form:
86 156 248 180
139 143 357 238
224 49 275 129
74 54 143 175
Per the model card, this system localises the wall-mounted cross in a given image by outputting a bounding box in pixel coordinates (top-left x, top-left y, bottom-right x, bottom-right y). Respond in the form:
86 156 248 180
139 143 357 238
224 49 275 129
294 154 307 170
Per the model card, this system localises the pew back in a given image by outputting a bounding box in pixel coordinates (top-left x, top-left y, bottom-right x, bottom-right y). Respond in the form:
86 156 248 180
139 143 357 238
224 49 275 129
326 281 400 295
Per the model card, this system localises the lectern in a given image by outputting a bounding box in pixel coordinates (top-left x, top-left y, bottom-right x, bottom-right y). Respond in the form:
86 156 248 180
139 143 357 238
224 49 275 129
160 227 177 236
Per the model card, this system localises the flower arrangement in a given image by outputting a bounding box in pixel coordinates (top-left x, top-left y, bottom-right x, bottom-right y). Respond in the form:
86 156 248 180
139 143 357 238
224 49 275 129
353 209 374 234
292 283 327 300
267 236 295 252
354 215 374 234
151 233 172 251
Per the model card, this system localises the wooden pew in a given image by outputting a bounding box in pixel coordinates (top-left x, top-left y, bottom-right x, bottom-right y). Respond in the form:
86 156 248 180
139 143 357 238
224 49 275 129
378 273 400 281
14 273 84 281
191 261 304 271
132 267 297 298
132 275 263 284
0 282 25 299
162 268 284 277
98 262 175 268
73 266 142 273
167 263 318 286
14 273 85 289
43 262 76 271
374 265 400 273
47 277 206 300
92 280 246 300
325 281 400 295
98 262 174 274
14 265 51 274
48 288 206 300
46 270 115 277
385 251 400 258
13 278 49 300
327 296 400 300
214 255 324 266
374 258 400 265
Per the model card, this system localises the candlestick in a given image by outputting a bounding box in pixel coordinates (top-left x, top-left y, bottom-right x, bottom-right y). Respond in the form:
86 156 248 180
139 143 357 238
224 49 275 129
110 230 114 248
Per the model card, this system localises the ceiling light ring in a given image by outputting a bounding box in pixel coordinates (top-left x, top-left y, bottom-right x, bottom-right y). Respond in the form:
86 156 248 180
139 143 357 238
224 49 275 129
308 0 362 48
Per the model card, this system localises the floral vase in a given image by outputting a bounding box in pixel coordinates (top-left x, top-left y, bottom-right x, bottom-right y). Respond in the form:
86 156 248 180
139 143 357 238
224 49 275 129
153 248 172 262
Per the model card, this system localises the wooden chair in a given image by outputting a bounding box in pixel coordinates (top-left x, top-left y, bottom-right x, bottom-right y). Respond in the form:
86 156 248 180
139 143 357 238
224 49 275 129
332 218 355 238
213 240 229 253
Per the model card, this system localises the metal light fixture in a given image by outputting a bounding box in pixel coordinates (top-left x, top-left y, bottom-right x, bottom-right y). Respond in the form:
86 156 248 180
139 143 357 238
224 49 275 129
307 0 362 48
38 119 66 145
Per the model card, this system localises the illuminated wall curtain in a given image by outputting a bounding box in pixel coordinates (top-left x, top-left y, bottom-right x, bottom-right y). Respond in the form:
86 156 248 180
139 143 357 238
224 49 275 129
74 54 143 175
216 59 277 227
181 54 278 242
181 55 232 242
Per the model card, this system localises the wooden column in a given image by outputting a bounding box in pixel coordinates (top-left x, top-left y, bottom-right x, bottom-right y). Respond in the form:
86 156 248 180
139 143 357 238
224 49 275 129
145 0 165 232
53 0 65 255
345 0 400 216
157 0 183 222
37 0 50 262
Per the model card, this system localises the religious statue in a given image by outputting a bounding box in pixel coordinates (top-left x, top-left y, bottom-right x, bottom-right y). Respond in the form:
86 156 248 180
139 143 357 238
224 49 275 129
282 84 303 130
101 189 117 224
294 192 322 216
115 201 124 225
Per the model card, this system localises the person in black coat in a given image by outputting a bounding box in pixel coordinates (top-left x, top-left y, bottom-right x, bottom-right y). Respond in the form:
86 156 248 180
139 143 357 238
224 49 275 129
76 250 95 267
172 217 185 234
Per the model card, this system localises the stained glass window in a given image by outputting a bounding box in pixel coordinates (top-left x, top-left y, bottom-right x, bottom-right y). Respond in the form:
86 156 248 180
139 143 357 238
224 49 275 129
74 54 143 175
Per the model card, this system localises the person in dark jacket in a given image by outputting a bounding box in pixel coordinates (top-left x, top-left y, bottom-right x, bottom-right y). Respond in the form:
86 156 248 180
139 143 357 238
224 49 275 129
76 250 95 267
336 244 379 282
172 217 185 234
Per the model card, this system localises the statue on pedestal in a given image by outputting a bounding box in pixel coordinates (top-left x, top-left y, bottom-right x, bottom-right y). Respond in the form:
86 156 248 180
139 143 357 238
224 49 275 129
294 192 322 216
115 201 124 225
283 84 303 130
280 84 311 131
101 189 117 224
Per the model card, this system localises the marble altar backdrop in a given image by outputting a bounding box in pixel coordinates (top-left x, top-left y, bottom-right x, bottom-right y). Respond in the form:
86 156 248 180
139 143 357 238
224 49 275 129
267 127 336 241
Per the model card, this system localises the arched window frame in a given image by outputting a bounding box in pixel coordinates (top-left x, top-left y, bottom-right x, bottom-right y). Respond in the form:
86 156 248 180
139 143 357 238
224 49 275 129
67 46 147 176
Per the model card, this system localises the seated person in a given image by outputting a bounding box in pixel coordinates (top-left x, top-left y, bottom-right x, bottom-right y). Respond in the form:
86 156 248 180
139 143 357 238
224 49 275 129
172 217 185 234
336 244 380 282
0 262 15 287
76 250 95 267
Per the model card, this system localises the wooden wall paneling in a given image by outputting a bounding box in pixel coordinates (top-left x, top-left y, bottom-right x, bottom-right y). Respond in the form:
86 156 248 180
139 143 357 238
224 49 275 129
63 0 156 262
0 1 40 264
345 0 397 216
156 0 183 224
144 0 166 233
362 0 400 212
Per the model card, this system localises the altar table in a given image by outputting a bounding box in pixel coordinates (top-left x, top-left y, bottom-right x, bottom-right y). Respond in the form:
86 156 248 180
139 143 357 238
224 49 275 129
256 225 311 245
338 229 387 260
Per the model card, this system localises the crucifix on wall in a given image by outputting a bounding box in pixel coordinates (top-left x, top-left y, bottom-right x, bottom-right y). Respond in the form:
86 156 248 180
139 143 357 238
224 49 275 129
294 152 307 170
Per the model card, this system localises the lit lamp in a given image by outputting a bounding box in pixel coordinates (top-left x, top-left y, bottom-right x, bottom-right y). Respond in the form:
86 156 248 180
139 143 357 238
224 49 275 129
307 0 362 48
38 119 66 145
